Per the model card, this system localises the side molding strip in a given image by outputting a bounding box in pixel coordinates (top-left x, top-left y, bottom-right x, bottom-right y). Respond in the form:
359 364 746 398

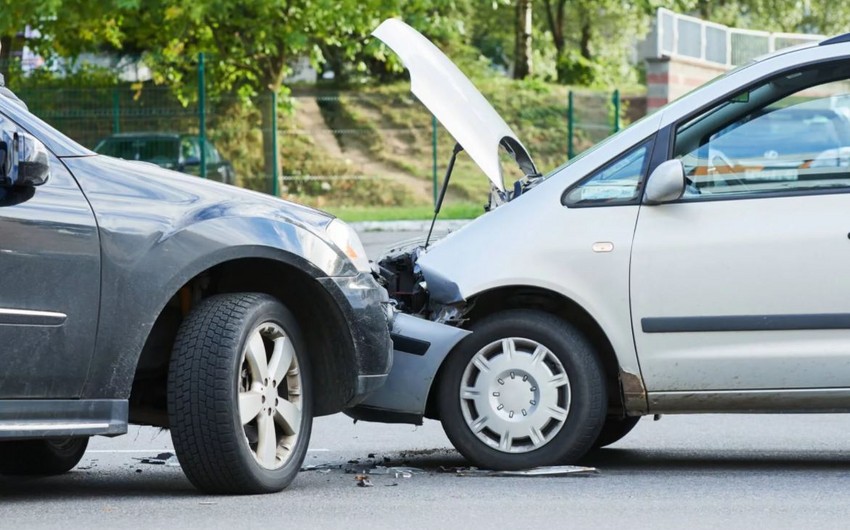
642 313 850 333
0 308 67 326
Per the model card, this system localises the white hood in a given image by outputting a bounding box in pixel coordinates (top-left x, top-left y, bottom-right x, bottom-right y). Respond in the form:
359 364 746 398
373 19 537 192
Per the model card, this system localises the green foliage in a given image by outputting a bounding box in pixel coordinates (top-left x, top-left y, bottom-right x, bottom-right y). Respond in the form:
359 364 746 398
327 202 484 222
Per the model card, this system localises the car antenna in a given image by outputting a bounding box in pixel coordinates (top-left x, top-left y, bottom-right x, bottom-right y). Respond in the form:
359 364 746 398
425 143 463 249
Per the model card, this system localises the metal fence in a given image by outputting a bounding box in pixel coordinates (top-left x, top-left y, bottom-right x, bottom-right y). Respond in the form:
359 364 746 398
2 55 639 208
649 8 823 67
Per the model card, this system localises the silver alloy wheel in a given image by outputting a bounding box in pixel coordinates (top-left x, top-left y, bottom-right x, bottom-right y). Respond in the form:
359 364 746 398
237 322 302 470
459 337 571 453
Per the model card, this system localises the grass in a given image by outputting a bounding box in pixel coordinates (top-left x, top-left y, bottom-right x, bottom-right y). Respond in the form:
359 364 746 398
325 202 485 222
294 78 628 212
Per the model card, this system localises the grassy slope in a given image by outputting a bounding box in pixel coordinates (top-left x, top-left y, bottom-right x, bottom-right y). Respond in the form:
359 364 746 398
284 79 631 219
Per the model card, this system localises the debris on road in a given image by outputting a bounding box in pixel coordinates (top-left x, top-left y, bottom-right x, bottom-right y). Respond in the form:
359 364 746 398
443 465 599 477
135 452 181 467
301 463 342 473
355 474 374 487
368 466 421 478
302 461 422 479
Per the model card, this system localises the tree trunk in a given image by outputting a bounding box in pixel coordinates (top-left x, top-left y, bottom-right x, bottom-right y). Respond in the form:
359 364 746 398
543 0 567 81
579 18 592 60
698 0 711 20
513 0 533 79
259 61 286 194
0 36 13 84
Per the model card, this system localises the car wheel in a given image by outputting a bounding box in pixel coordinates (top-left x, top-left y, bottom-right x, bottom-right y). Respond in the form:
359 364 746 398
168 293 311 494
437 309 607 470
592 416 640 449
0 437 89 475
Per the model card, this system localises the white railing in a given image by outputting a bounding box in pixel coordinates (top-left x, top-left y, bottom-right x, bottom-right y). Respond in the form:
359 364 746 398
649 8 823 67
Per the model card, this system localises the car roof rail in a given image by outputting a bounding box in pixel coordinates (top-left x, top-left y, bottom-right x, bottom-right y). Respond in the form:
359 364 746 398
820 33 850 46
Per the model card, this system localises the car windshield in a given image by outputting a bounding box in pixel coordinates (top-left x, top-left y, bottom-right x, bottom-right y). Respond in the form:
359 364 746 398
95 137 180 165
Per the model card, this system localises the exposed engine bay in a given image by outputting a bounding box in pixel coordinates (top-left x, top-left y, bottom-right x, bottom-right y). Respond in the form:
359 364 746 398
376 239 467 326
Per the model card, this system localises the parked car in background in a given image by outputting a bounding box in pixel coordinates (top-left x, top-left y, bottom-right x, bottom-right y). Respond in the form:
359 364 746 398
0 94 392 494
94 132 236 185
351 20 850 471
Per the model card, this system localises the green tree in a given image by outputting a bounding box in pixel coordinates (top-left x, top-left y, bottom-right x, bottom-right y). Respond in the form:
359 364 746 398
0 0 135 76
115 0 394 178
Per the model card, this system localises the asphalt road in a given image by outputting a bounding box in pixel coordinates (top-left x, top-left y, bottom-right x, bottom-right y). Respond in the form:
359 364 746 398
3 229 850 529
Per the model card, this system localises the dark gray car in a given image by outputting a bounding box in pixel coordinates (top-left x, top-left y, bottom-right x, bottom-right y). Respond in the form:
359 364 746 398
94 132 236 185
0 92 392 494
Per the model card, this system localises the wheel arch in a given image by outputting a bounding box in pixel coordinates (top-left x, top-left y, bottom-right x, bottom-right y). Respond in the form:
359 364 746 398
425 284 635 420
127 253 358 427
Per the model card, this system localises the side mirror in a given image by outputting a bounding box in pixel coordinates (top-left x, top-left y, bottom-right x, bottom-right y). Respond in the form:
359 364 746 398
0 130 50 188
183 156 200 166
644 159 685 205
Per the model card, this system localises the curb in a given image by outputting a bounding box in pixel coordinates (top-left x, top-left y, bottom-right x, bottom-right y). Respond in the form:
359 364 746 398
350 219 473 232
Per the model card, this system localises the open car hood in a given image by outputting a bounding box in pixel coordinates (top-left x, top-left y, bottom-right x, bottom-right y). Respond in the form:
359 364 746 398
373 19 537 192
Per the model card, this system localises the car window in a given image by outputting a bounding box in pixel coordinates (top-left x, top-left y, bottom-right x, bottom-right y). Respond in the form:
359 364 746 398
564 142 651 206
96 137 180 165
203 140 220 164
181 137 200 161
674 65 850 199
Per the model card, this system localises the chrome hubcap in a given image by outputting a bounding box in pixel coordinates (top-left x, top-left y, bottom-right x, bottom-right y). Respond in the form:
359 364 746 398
238 322 302 470
460 338 570 453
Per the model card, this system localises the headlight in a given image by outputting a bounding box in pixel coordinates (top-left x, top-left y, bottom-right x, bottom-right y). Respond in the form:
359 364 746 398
325 219 371 273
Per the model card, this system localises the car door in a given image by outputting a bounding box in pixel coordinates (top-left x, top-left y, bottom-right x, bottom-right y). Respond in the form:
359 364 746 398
631 61 850 396
0 114 101 398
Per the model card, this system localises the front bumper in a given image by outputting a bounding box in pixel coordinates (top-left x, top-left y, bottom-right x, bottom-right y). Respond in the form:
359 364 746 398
319 273 394 406
346 313 470 424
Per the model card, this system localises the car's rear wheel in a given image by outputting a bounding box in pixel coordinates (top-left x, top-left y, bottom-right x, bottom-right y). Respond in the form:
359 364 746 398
168 293 311 494
437 309 607 470
0 437 89 475
592 416 640 449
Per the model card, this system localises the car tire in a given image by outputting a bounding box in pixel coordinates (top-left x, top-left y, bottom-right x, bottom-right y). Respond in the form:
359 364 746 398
0 437 89 475
592 416 640 449
168 293 312 494
437 309 607 470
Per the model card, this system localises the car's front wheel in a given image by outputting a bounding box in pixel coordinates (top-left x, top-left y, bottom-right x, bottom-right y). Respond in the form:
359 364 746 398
437 309 607 470
0 437 89 475
168 293 311 494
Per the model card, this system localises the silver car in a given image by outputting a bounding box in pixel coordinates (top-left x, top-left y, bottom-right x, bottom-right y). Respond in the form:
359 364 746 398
349 21 850 470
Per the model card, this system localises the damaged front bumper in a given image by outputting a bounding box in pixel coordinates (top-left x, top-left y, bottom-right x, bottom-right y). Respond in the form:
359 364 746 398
345 313 470 425
321 273 395 406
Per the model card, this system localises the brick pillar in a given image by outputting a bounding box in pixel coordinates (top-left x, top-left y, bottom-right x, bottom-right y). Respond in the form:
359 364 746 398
645 57 730 113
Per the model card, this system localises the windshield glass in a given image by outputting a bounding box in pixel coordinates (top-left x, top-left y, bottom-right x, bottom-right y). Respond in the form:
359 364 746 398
95 137 180 165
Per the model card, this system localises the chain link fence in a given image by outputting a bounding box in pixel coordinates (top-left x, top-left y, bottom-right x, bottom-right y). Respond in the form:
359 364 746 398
1 56 642 210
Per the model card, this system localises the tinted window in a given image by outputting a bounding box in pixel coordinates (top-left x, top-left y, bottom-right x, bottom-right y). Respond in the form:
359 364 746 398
96 137 180 166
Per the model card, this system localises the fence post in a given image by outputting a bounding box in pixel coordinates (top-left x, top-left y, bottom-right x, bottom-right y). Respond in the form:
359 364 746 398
198 52 207 179
567 90 575 159
271 89 279 196
612 89 621 133
432 114 438 206
112 88 120 134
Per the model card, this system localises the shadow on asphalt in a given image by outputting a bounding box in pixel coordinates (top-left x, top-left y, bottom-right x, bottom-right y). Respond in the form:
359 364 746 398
0 471 198 499
324 446 850 475
5 446 850 498
582 447 850 472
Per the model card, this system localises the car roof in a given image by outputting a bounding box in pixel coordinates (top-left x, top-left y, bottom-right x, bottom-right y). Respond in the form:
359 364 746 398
101 133 181 140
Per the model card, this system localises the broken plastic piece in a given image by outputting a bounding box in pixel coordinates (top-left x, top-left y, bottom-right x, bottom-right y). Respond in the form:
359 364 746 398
451 465 598 477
